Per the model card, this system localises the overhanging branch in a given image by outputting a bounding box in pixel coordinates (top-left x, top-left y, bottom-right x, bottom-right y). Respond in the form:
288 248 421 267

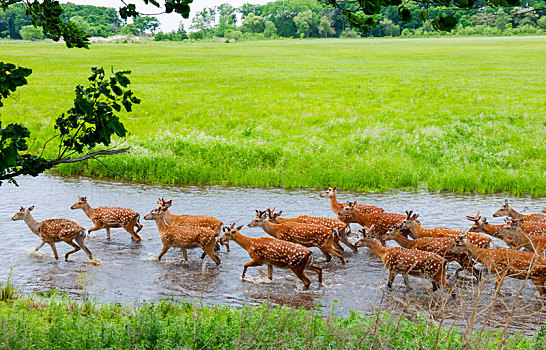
47 147 130 165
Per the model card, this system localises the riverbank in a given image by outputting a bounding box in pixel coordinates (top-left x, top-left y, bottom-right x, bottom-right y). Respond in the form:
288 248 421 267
0 286 540 349
1 37 545 195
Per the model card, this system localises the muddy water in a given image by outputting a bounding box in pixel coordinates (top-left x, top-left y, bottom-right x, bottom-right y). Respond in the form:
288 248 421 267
1 174 546 334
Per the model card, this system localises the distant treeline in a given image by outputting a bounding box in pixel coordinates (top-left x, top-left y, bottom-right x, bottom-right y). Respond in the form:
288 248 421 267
1 0 545 42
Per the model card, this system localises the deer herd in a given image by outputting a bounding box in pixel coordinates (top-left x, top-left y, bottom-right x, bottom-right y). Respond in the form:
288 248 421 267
10 187 546 297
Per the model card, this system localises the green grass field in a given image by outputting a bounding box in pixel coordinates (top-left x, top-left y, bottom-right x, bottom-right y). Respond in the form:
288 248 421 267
1 37 545 195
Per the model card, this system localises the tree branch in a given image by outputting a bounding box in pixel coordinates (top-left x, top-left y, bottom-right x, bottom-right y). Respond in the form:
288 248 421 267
47 147 130 165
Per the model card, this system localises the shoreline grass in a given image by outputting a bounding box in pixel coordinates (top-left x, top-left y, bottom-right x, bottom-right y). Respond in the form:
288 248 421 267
0 291 541 349
1 37 545 196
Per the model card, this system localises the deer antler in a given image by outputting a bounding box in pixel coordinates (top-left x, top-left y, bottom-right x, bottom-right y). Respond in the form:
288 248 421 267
466 210 481 222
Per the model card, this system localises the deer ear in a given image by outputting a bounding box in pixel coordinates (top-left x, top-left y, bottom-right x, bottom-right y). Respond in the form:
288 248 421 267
277 210 282 217
236 225 243 231
333 187 337 191
222 226 228 232
28 205 34 211
19 206 24 211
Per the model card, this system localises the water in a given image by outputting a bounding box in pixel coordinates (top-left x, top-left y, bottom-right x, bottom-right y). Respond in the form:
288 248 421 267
1 174 545 334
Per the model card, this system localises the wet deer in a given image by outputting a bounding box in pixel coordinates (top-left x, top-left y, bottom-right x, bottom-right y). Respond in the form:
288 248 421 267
400 211 490 249
499 219 546 257
220 223 323 290
493 199 546 223
466 211 521 249
71 196 143 241
337 201 406 240
12 206 93 261
449 235 546 297
157 198 229 253
267 209 357 253
382 227 481 281
355 226 452 295
248 210 345 264
144 205 220 265
320 187 383 224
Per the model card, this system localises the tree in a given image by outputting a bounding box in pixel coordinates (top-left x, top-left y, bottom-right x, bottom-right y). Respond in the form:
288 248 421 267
263 20 277 38
121 23 140 36
318 16 335 37
379 18 400 36
294 10 319 38
190 7 215 36
133 16 160 35
242 13 265 33
19 24 43 40
494 8 511 30
69 16 92 36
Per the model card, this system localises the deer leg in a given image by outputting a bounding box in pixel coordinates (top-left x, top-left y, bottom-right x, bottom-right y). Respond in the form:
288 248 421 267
321 250 332 262
324 246 345 265
339 234 358 253
135 217 143 234
242 259 263 280
123 221 142 242
267 264 273 280
387 270 396 288
157 245 170 261
105 228 111 240
63 240 81 261
403 275 412 290
221 240 230 253
181 249 188 261
432 281 439 292
87 223 104 236
34 241 46 252
308 265 323 286
333 239 344 252
48 242 59 260
74 234 93 260
203 244 221 265
291 266 311 290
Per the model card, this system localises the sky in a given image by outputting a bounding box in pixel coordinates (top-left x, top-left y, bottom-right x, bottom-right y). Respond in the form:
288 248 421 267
60 0 272 32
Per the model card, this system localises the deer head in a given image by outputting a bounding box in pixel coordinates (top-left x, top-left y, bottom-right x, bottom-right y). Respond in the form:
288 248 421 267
220 223 243 245
493 199 512 217
320 187 338 198
144 205 168 220
466 210 486 232
381 226 401 241
399 210 419 231
157 198 172 208
11 205 34 221
248 210 268 228
266 208 282 223
498 218 523 239
337 200 356 216
355 225 376 247
70 196 87 210
448 234 469 254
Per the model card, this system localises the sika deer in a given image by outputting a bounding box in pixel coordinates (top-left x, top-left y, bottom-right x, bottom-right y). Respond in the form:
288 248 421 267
158 198 229 252
220 223 323 290
355 226 452 294
11 206 93 261
493 199 546 223
337 201 406 240
400 210 490 249
466 211 521 249
71 196 143 241
449 235 546 297
499 218 546 257
248 210 345 264
267 209 357 253
382 227 481 281
320 187 383 224
143 206 220 265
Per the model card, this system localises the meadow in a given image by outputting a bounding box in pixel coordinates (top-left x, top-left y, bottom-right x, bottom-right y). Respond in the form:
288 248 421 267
1 37 545 195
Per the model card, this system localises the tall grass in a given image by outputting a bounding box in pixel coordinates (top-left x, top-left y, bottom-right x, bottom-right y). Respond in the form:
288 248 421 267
0 293 541 349
1 37 545 195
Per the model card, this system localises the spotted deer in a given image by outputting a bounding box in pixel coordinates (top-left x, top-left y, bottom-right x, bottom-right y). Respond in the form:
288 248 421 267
267 209 357 253
400 210 490 249
382 227 481 281
143 205 220 265
466 211 521 249
493 199 546 223
449 235 546 297
220 223 323 290
11 206 93 261
499 219 546 257
71 196 143 241
157 198 228 252
337 201 406 240
320 187 383 224
248 210 346 264
355 226 452 294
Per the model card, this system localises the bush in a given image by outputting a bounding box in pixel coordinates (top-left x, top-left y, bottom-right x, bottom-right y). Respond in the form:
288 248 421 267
225 30 242 41
19 25 44 41
189 30 205 40
340 28 359 38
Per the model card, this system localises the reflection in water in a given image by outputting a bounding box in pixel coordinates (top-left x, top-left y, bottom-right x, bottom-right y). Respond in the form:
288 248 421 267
0 173 545 334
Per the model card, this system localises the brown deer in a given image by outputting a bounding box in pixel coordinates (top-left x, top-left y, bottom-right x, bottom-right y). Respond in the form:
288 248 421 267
220 223 323 290
449 235 546 297
499 218 546 257
267 209 357 253
143 206 220 265
493 199 546 223
355 226 452 294
70 196 143 241
11 206 93 261
466 211 521 249
337 201 406 240
400 211 490 249
157 198 229 253
382 227 481 281
320 187 383 224
248 210 346 264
